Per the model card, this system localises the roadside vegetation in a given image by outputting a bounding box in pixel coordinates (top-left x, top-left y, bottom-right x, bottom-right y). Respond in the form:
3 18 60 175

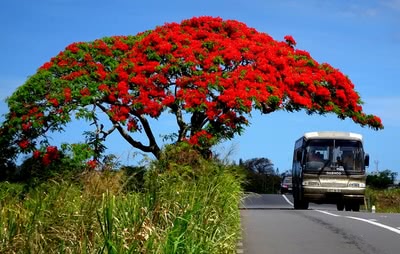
0 144 245 253
365 188 400 213
239 157 281 194
365 169 400 213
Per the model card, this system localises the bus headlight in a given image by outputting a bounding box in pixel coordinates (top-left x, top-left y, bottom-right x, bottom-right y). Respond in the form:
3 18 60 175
348 182 365 188
303 181 320 186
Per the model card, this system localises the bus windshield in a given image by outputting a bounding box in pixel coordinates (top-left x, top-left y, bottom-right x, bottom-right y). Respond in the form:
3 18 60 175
304 139 364 174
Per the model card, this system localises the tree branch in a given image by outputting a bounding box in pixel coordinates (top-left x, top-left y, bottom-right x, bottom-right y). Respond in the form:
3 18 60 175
96 102 161 159
169 102 189 141
135 113 160 156
170 83 189 141
99 124 117 140
190 111 207 135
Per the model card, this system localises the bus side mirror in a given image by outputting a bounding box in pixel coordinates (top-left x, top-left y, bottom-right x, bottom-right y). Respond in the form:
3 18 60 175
365 154 370 167
296 150 302 162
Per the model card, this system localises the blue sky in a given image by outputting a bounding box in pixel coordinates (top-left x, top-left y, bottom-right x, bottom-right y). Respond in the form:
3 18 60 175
1 0 399 176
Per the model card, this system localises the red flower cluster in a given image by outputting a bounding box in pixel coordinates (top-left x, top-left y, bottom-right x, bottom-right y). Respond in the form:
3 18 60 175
18 139 30 150
40 62 53 70
87 160 97 170
187 130 213 147
64 87 72 102
60 70 87 81
66 42 83 54
284 35 296 47
22 122 32 131
110 105 130 122
80 88 91 97
48 98 59 107
33 146 60 166
127 118 138 132
112 37 130 51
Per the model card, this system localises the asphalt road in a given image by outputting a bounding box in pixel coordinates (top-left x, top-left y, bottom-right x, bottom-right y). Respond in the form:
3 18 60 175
239 193 400 254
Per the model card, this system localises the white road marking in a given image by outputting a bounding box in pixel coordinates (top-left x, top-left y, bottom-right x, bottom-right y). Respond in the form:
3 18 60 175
281 194 400 235
282 194 293 206
315 210 400 235
315 210 341 217
346 216 400 235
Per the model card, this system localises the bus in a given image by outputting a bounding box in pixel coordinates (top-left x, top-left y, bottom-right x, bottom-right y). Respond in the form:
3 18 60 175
291 131 369 211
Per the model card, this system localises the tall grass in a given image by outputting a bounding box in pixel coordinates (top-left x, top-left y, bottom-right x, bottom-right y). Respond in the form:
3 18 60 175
0 146 244 253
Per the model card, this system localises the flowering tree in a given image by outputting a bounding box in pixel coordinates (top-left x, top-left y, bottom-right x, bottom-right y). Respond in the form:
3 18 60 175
1 16 383 163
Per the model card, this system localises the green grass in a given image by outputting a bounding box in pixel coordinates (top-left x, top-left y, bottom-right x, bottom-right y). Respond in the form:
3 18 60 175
0 152 244 253
365 187 400 213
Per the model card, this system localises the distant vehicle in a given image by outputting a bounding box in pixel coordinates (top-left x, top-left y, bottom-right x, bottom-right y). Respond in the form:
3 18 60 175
281 176 293 193
291 131 369 211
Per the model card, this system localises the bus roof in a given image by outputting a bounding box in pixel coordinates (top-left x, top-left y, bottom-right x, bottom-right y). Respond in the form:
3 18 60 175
303 131 363 142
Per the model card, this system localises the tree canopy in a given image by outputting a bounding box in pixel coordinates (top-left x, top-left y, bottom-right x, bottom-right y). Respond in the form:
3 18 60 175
240 157 275 175
367 170 398 189
0 16 383 164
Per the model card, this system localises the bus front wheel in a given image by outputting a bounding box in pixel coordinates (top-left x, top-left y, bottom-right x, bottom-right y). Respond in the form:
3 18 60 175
352 203 360 212
344 202 360 212
294 194 309 210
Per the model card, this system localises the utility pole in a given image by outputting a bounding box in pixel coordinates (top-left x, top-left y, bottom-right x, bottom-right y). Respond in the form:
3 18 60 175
374 160 379 174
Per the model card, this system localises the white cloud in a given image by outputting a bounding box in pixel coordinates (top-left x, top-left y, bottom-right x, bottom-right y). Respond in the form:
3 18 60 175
271 1 397 20
304 0 399 18
381 0 400 11
335 3 380 18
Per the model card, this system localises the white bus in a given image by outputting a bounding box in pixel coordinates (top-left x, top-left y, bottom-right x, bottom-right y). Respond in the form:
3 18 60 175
291 131 369 211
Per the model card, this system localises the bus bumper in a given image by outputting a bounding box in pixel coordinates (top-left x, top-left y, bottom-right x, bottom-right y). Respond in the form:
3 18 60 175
303 186 365 203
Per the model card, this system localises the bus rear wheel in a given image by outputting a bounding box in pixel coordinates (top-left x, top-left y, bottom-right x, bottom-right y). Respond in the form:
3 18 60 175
344 202 360 212
352 203 360 212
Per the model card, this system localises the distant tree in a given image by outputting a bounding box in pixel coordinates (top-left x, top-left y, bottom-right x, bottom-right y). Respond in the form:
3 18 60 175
367 169 398 189
241 157 275 175
1 16 383 167
241 157 280 193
